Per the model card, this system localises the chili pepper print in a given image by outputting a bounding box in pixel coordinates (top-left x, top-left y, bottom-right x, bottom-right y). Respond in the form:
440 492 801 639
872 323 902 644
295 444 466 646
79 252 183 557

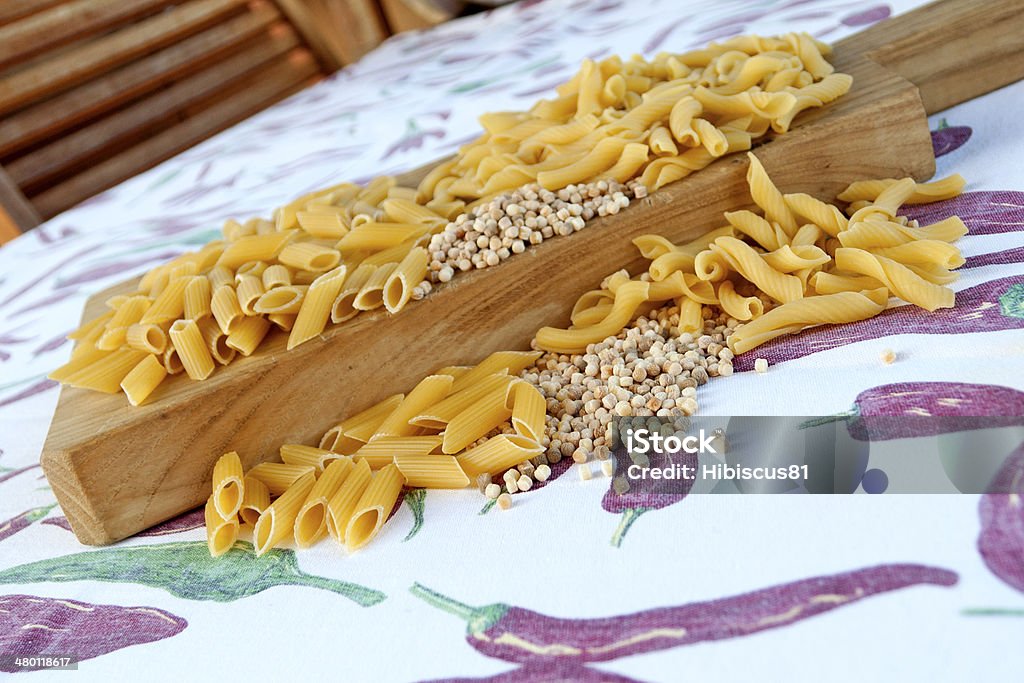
0 463 41 484
422 661 645 683
734 275 1024 371
0 504 57 542
603 450 697 548
411 564 956 665
43 507 205 537
901 191 1024 237
931 120 972 158
969 440 1024 616
0 540 385 607
802 382 1024 441
0 595 187 672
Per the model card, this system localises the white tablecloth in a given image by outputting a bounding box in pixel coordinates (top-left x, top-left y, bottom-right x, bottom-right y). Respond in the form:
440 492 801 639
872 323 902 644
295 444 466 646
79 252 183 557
1 0 1022 680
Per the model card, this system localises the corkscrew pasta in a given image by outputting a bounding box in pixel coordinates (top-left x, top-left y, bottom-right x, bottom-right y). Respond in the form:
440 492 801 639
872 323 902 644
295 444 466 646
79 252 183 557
533 152 966 356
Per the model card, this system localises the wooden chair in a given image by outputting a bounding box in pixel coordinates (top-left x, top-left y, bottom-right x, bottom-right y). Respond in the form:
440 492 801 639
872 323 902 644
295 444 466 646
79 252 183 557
0 0 382 244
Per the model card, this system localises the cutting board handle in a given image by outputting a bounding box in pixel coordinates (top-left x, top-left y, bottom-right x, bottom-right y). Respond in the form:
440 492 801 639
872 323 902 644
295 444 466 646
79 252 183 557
839 0 1024 114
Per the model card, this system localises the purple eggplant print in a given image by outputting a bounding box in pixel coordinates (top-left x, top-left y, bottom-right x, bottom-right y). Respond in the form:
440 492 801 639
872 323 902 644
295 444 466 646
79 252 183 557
803 382 1024 440
0 540 385 606
931 121 972 158
734 275 1024 370
603 450 697 547
0 504 57 542
412 564 956 668
0 595 187 672
972 440 1024 616
43 507 205 537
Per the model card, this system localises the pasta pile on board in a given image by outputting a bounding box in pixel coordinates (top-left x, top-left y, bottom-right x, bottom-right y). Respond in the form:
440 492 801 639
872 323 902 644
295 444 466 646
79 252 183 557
53 33 852 405
536 152 967 355
205 351 549 556
205 157 968 551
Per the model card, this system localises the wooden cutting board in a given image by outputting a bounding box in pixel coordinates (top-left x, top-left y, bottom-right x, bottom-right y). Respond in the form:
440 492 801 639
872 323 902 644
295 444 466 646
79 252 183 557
41 0 1024 545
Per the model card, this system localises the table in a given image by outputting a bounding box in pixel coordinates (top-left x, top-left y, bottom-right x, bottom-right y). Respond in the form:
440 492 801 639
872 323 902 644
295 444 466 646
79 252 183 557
1 0 1022 680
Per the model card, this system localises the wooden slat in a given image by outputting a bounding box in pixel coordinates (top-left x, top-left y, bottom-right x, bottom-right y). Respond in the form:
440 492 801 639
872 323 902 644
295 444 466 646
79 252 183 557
304 0 387 64
0 163 40 232
0 206 22 245
380 0 461 33
0 0 250 118
31 51 319 218
849 0 1024 114
8 28 302 191
0 3 282 158
0 0 65 26
271 0 344 71
0 0 177 70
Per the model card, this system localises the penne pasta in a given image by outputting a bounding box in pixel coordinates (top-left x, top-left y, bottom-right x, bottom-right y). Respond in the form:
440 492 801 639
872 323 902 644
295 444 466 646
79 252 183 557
239 476 271 526
511 381 546 441
323 393 406 453
184 276 212 321
281 444 348 473
451 350 542 393
225 315 272 357
211 451 245 519
246 462 316 496
211 285 244 335
393 455 470 489
371 375 454 441
411 373 514 429
253 471 315 555
261 264 292 289
456 434 544 478
64 348 147 393
205 496 239 558
288 265 348 350
279 242 342 272
294 458 355 548
120 354 167 406
197 317 236 366
345 464 406 552
140 278 188 325
442 383 514 454
216 230 297 269
352 436 444 469
383 247 430 314
326 458 373 543
235 275 265 316
353 263 397 311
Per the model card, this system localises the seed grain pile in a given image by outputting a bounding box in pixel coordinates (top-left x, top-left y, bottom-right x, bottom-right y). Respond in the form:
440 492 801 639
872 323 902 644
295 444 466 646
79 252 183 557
417 180 644 297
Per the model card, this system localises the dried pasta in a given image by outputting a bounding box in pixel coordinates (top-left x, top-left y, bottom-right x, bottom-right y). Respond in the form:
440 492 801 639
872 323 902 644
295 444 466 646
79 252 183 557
61 32 854 403
344 464 406 552
393 455 470 489
253 471 315 555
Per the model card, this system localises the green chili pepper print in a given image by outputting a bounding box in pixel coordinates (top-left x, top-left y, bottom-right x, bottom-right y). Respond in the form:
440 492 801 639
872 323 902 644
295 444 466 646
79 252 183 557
0 540 385 606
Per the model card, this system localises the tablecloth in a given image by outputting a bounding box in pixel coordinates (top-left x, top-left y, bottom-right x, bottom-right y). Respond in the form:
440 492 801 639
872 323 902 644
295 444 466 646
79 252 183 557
1 0 1022 680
